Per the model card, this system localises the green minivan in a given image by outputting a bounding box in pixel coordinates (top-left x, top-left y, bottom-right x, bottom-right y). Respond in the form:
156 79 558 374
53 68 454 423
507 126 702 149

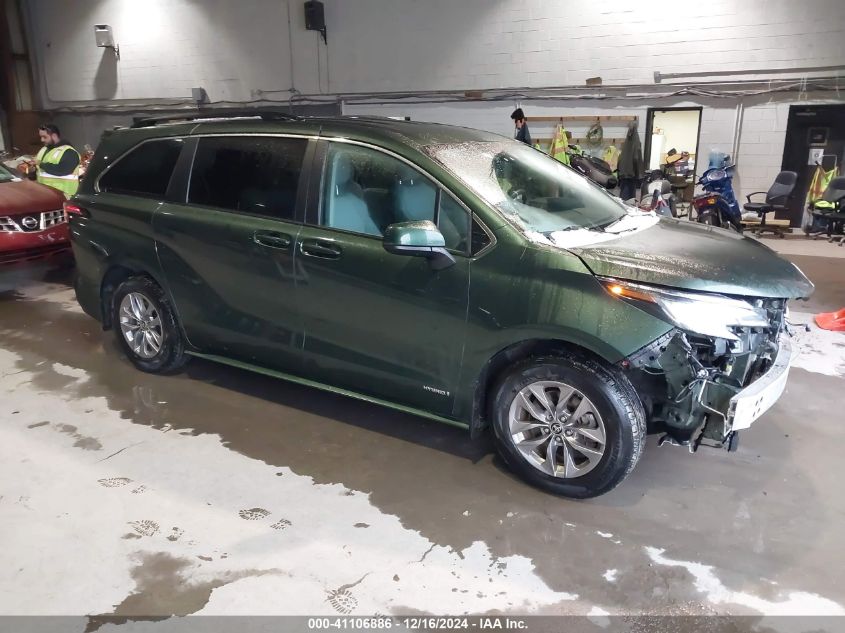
69 112 813 498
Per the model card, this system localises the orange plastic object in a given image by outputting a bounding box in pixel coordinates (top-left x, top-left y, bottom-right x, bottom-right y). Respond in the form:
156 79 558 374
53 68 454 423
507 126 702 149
815 309 845 331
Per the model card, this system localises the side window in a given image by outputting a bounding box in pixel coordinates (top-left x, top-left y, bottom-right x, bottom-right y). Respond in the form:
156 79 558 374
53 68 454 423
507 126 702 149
471 217 493 255
438 192 470 253
189 136 307 220
321 143 468 251
99 138 183 197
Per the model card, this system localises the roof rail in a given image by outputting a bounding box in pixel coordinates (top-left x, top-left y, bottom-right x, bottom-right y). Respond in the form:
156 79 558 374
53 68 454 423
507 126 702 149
130 109 303 129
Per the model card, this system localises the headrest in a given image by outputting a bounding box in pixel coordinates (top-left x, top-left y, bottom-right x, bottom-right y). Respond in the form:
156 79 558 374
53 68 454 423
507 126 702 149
395 165 419 186
332 154 354 188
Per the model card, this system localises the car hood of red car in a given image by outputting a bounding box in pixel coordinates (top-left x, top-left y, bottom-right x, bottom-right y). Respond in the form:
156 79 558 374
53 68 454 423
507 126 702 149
0 179 66 215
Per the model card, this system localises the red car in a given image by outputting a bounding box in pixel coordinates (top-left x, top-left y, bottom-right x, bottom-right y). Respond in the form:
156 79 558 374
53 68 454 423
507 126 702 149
0 162 70 266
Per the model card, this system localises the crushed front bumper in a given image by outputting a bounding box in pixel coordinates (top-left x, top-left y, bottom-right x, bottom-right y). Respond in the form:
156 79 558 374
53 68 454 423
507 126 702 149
725 336 792 432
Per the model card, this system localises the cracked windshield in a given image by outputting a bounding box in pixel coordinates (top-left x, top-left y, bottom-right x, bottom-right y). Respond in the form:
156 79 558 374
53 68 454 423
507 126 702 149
427 141 629 235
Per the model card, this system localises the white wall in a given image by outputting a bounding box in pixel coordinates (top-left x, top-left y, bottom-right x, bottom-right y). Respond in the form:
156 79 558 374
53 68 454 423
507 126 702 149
26 0 845 106
325 0 845 92
26 0 326 106
22 0 845 201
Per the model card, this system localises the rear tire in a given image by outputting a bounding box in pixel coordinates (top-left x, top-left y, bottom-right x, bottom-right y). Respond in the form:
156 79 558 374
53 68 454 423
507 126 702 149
701 211 719 226
490 353 646 499
111 276 188 374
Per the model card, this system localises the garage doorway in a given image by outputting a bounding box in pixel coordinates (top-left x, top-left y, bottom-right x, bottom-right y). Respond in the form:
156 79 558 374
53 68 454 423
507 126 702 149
643 107 703 216
780 104 845 226
644 107 703 174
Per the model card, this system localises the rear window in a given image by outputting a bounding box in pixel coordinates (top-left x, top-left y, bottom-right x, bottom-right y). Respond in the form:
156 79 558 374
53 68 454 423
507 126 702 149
188 136 307 221
98 138 183 197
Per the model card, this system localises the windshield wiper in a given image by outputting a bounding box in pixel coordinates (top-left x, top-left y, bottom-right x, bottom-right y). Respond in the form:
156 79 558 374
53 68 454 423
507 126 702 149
596 214 640 232
542 226 582 235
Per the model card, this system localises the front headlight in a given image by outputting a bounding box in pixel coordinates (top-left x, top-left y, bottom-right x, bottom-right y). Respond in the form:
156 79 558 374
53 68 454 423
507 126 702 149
601 278 770 340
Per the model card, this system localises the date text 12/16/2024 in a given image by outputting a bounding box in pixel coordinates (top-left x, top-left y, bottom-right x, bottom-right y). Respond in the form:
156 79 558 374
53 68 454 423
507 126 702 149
308 617 528 630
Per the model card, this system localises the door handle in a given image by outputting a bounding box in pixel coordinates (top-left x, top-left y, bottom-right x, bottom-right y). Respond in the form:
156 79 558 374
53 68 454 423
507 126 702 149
254 231 292 250
300 239 342 260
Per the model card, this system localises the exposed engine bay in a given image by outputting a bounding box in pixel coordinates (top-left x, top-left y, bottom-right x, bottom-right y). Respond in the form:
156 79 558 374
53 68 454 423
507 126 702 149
625 298 789 451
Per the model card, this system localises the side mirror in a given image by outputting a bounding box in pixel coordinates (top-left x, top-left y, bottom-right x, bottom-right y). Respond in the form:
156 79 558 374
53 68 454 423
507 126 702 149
383 220 455 270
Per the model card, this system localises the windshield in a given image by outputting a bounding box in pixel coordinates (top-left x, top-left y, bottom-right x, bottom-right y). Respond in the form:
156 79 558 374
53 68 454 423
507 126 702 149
426 141 627 233
0 163 17 184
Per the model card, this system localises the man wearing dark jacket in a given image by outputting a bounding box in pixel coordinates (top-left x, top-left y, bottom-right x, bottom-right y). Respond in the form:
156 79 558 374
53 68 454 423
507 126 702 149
511 108 532 145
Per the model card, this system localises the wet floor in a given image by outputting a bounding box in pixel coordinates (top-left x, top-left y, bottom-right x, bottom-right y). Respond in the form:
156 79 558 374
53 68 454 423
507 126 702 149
1 243 844 626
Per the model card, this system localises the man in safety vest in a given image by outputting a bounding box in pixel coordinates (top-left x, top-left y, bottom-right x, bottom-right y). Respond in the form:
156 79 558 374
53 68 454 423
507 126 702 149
32 124 81 198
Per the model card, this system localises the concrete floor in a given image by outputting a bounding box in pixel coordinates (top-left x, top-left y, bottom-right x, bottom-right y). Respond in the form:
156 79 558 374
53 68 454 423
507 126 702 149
1 236 844 626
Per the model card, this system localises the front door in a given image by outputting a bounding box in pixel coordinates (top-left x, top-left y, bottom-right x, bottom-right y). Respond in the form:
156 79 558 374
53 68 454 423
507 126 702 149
781 104 845 225
154 135 311 372
296 140 471 416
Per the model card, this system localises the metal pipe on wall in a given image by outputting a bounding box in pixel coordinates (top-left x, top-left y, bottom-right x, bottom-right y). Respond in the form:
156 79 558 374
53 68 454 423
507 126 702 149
655 65 845 83
731 101 745 166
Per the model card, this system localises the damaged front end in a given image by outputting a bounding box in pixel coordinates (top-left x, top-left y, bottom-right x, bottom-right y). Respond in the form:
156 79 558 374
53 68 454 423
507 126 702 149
603 279 794 451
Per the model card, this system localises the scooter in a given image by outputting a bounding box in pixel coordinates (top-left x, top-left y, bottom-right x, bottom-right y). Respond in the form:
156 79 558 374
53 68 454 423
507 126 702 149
642 170 677 217
625 170 676 218
693 159 742 232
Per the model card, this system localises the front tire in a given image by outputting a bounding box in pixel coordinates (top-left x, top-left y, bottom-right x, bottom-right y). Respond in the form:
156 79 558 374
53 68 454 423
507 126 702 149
490 354 646 499
111 276 188 374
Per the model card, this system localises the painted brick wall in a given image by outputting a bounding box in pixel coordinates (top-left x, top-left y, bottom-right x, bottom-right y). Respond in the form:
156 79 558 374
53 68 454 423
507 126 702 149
26 0 845 106
25 0 325 106
324 0 845 92
22 0 845 201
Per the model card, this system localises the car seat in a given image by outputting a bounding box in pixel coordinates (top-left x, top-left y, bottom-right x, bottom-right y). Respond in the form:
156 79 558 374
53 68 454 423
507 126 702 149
393 165 436 223
326 154 379 235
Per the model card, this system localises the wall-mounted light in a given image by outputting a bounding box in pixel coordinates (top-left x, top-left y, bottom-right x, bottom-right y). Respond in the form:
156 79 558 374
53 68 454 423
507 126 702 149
94 25 120 60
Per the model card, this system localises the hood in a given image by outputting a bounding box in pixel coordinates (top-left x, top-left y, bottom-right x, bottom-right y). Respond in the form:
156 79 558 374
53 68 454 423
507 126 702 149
0 179 66 215
568 217 814 299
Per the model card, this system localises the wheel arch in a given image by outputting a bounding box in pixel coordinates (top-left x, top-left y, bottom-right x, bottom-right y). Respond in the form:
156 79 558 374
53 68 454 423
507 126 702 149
469 337 618 439
99 259 169 330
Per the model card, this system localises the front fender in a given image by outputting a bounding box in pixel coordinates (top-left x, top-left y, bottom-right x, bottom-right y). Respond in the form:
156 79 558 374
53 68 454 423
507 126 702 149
452 236 674 424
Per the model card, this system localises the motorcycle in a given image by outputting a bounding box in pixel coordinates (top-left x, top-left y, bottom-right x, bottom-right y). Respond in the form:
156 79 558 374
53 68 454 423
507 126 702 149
693 159 742 232
568 152 618 190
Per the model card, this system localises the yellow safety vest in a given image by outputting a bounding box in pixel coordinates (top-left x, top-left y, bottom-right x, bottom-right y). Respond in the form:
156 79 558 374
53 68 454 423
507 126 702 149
602 145 621 172
36 144 80 198
550 125 570 167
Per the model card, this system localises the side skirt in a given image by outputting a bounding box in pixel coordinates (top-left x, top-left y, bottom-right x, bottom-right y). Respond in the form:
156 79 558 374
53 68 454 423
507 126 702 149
186 351 471 431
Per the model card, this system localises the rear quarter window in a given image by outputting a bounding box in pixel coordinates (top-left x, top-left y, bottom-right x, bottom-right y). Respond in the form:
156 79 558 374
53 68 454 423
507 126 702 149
98 138 184 198
187 136 307 221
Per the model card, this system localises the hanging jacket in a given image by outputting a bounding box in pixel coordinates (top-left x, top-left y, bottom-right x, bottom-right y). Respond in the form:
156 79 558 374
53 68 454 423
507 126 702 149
602 145 621 172
807 166 838 209
549 125 570 166
515 123 532 145
618 121 644 180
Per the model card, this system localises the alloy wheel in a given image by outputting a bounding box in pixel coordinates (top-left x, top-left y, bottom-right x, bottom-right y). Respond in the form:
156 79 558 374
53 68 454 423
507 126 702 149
507 380 607 479
119 292 163 360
